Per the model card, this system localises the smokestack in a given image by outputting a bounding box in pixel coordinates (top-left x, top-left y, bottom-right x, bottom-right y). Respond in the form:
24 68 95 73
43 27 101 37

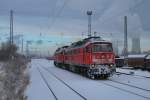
124 16 128 66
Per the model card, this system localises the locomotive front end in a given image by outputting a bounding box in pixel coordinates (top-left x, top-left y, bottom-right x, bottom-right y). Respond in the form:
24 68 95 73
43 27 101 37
87 42 116 79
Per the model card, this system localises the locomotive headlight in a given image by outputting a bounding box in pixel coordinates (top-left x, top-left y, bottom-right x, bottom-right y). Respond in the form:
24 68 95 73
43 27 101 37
91 64 97 68
91 64 95 68
109 64 113 67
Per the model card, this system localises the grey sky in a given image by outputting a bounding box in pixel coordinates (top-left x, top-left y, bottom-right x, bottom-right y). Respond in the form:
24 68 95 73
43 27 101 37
0 0 149 33
0 0 150 54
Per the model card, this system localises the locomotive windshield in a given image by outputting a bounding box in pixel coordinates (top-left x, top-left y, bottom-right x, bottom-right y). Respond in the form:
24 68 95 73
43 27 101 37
92 43 113 52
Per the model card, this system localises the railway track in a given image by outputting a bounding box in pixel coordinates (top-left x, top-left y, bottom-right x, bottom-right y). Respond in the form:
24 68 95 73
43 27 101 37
37 67 58 100
37 61 150 100
100 81 150 100
109 79 150 92
43 65 150 100
116 72 150 79
96 79 150 100
42 66 87 100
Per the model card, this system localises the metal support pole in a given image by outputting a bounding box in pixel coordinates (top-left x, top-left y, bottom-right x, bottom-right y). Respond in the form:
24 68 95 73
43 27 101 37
10 10 14 45
26 41 29 57
124 16 128 66
21 36 24 54
10 11 11 45
9 10 14 59
11 10 13 44
87 11 92 37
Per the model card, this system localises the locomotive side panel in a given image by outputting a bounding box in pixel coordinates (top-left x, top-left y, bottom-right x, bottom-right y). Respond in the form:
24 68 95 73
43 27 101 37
84 45 92 65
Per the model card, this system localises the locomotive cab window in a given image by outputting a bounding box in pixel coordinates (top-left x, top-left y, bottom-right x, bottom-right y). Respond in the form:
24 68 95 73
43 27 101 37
92 43 113 52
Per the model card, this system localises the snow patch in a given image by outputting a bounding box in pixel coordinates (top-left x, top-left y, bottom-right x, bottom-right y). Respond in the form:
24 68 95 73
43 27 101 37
146 55 150 59
128 54 147 58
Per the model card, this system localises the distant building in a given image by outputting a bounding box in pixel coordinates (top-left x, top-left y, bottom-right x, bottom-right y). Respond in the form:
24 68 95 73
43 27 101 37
131 37 141 54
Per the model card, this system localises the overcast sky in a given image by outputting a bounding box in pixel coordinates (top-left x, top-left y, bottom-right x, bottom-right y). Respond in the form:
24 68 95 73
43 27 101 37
0 0 150 55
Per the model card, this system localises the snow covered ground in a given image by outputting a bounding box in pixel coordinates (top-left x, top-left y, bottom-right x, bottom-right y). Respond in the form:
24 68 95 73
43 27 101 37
26 59 150 100
116 68 150 77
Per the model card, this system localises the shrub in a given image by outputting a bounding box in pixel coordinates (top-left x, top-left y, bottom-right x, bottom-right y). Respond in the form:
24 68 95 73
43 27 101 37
0 42 18 61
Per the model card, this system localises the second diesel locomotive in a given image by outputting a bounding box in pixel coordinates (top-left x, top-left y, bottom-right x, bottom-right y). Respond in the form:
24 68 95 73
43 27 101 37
54 37 116 79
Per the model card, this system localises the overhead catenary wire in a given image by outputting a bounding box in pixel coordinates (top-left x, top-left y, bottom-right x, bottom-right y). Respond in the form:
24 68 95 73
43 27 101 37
48 0 70 30
46 0 58 28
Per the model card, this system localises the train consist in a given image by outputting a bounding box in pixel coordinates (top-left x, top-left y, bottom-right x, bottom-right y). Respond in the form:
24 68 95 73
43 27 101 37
115 54 150 70
54 37 116 79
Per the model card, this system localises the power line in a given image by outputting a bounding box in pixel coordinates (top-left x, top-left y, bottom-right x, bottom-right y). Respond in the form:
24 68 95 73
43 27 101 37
49 0 59 20
48 0 70 30
46 0 58 29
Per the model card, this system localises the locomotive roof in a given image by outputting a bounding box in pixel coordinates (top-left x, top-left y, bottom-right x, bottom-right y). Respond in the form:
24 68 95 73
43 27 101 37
69 36 110 48
55 45 69 53
61 45 69 48
54 36 112 53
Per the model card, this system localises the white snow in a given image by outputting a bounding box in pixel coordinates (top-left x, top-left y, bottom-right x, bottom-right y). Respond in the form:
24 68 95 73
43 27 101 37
26 59 150 100
117 68 150 77
116 54 150 59
146 55 150 59
25 60 56 100
110 72 150 96
128 54 147 58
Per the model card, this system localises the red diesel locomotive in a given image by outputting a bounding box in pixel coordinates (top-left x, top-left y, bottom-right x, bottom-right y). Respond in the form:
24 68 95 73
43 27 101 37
54 37 116 79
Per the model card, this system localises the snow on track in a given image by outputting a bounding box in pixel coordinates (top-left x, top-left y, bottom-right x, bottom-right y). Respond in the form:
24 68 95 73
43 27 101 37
37 65 85 100
37 67 58 100
117 68 150 78
99 80 150 99
113 71 150 91
26 59 150 100
116 72 150 80
112 74 150 90
41 67 87 100
25 60 56 100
